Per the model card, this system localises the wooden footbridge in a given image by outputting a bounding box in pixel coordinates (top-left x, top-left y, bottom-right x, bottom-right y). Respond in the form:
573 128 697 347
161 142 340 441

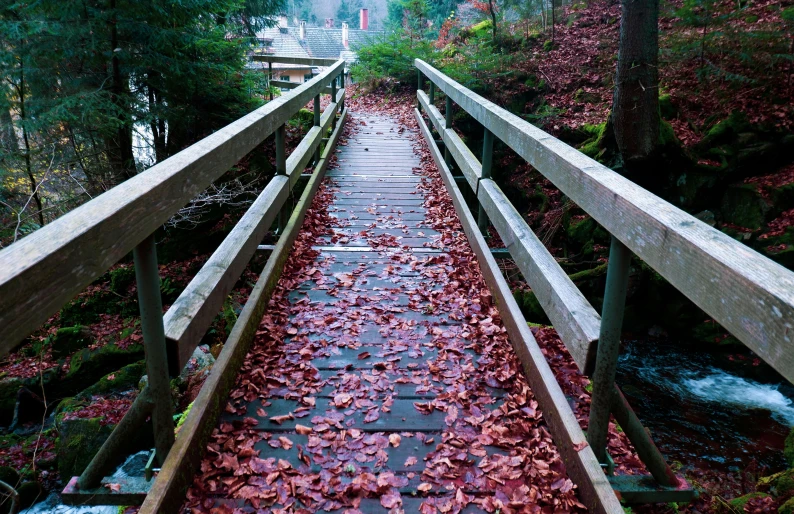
1 56 793 513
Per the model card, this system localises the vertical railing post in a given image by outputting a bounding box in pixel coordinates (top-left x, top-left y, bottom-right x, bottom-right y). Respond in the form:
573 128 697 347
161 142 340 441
429 82 435 105
132 234 174 465
313 94 321 165
268 62 273 101
275 124 287 232
477 127 494 235
587 235 632 464
417 70 424 108
444 96 453 165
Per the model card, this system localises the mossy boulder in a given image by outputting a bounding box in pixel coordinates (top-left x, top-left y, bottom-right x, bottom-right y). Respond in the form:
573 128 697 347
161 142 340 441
0 377 22 427
720 492 770 512
659 94 677 120
566 216 597 247
57 416 114 479
512 289 550 325
110 266 136 296
17 480 44 509
76 361 146 400
51 325 94 358
785 426 794 467
721 183 770 230
61 343 144 396
0 466 19 486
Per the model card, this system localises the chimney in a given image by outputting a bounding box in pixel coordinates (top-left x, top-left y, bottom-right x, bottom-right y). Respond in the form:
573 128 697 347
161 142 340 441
342 22 349 48
278 15 288 28
299 20 306 40
325 18 334 28
360 8 369 30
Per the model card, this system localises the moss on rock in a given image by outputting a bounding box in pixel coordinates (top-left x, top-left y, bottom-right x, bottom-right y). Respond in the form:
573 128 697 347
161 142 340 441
51 325 94 358
722 492 770 512
110 266 136 295
17 480 44 509
61 343 144 396
57 416 114 479
781 496 794 514
0 466 19 486
76 361 146 400
0 377 22 426
785 427 794 468
721 183 770 230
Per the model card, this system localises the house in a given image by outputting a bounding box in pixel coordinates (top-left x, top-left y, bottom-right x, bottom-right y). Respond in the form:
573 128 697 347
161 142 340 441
249 10 382 85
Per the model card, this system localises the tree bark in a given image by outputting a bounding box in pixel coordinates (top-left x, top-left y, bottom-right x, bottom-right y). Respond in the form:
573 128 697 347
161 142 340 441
107 0 135 186
611 0 660 166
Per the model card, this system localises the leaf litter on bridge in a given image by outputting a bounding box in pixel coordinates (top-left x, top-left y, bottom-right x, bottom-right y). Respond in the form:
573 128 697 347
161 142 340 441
180 92 610 513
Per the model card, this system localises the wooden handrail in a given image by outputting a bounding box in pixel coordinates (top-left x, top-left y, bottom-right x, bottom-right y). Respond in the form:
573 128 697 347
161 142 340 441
0 59 345 355
416 58 794 384
252 55 339 67
162 89 345 371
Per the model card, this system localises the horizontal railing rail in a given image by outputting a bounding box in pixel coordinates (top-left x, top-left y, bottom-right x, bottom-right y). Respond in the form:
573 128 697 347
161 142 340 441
0 59 344 355
252 55 339 67
415 58 794 384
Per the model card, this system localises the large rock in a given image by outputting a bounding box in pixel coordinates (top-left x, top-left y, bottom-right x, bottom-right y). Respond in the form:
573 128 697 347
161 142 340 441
50 326 94 358
0 377 22 426
76 361 146 400
60 343 144 396
56 417 113 479
786 426 794 468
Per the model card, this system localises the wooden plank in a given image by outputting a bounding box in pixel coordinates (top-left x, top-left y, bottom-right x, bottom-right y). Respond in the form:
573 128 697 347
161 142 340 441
137 107 348 514
0 60 345 354
416 59 794 382
414 108 623 514
253 55 339 67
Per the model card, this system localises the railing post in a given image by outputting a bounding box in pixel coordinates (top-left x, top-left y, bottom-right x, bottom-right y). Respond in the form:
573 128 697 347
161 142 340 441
268 62 273 101
444 96 453 165
429 82 435 105
331 75 337 104
477 127 494 235
275 124 287 232
417 70 424 108
587 235 632 464
313 94 321 165
132 234 175 465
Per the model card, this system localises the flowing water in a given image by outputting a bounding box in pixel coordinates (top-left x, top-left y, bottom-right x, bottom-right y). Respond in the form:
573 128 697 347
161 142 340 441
616 339 794 472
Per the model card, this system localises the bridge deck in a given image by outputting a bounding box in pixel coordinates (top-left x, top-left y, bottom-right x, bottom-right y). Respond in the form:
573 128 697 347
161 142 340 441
182 114 585 512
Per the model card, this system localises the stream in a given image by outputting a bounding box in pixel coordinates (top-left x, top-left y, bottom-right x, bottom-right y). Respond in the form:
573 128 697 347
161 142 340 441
616 339 794 473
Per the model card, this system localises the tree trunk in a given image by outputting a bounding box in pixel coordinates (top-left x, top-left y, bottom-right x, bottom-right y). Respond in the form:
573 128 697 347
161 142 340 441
106 0 135 186
611 0 660 167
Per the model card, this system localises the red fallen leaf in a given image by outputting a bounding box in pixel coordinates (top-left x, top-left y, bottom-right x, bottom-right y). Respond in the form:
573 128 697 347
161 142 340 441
389 434 401 447
278 436 293 450
380 489 402 509
573 441 589 452
358 351 371 360
417 482 432 492
105 483 121 492
334 393 353 408
256 408 266 417
364 409 380 423
286 327 298 335
295 424 312 435
269 413 294 425
404 456 418 467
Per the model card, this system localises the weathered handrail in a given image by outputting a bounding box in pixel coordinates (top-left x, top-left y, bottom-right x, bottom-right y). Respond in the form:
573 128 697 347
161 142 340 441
412 58 794 511
252 55 339 67
0 59 346 354
415 58 794 384
0 56 346 508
